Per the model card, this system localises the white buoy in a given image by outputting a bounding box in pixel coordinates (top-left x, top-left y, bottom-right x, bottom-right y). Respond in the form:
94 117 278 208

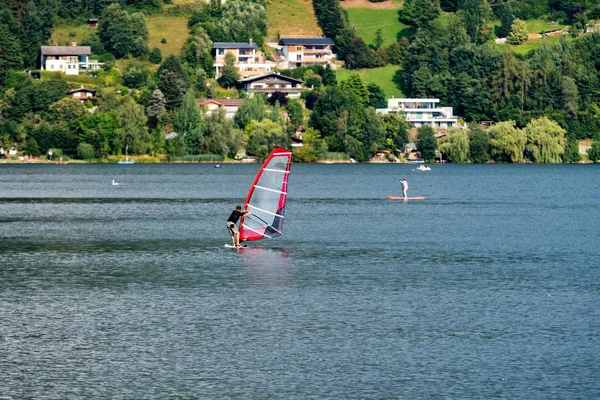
112 179 119 186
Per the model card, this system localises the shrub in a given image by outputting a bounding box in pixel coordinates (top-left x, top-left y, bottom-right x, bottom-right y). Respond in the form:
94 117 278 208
77 143 95 160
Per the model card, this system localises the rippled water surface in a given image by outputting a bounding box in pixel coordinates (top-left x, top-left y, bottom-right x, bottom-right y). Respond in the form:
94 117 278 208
1 163 599 399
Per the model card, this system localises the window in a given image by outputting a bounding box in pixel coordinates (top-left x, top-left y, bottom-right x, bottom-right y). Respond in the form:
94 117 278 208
296 46 302 51
218 49 224 55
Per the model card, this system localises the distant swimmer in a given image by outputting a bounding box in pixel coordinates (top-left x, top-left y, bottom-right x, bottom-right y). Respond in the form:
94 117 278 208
227 205 251 247
112 179 119 186
401 178 408 198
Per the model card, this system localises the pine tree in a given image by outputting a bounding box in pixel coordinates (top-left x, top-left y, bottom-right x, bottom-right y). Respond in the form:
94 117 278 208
0 23 22 83
217 52 239 88
497 2 515 38
146 89 166 128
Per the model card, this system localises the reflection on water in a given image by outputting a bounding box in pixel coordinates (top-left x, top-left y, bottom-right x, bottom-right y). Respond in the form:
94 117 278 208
239 248 293 285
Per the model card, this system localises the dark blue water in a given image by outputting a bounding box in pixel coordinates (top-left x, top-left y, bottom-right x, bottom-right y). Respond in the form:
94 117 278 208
1 164 599 399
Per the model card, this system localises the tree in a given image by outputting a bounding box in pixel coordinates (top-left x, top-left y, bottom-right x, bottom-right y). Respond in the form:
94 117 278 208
149 47 162 64
174 91 203 153
458 0 492 44
382 113 409 149
234 94 266 129
157 55 188 110
285 100 304 130
77 142 95 159
468 124 490 163
373 28 384 49
213 0 267 46
245 119 290 160
0 24 22 84
488 120 526 162
116 98 149 155
524 116 565 163
439 128 470 162
497 2 516 38
98 5 149 58
399 0 441 28
416 125 437 161
47 98 87 123
146 89 166 128
506 19 528 45
367 83 387 108
322 64 337 86
313 0 348 40
588 140 600 163
180 27 212 71
218 52 239 88
201 109 244 158
562 139 581 163
340 74 369 107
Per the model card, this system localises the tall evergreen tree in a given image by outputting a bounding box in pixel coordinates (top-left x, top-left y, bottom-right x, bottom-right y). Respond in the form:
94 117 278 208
399 0 441 28
416 125 437 161
217 52 239 88
0 24 23 84
497 2 516 38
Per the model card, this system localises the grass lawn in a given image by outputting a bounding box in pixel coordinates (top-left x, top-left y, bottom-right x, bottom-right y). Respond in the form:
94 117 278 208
487 19 566 39
346 8 411 46
266 0 321 40
50 24 90 46
336 65 404 98
496 34 571 56
146 16 190 57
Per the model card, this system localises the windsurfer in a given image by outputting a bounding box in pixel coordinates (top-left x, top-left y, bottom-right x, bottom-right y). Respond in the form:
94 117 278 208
401 178 408 198
227 205 251 247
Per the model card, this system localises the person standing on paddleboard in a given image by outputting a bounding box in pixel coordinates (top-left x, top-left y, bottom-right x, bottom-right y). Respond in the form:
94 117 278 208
227 205 251 247
401 178 408 198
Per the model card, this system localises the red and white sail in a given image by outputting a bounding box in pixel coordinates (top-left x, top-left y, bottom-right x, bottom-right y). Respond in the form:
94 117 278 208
240 148 292 242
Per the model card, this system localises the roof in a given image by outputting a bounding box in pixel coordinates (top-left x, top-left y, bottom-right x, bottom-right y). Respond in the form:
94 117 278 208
41 46 91 56
68 86 96 94
213 42 258 49
279 37 334 46
239 72 303 84
196 98 245 107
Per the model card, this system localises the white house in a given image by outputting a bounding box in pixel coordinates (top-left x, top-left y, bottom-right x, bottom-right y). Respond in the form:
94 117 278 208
41 44 103 75
277 36 335 69
376 98 458 129
212 41 276 78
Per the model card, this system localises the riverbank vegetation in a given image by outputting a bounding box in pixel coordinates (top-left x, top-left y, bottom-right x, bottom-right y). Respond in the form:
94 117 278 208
1 0 600 163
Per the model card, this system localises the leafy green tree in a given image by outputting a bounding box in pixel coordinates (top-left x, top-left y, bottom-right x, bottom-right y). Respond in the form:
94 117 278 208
458 0 492 44
524 116 565 163
213 0 267 46
218 52 239 88
146 89 166 128
562 139 581 162
116 98 149 155
285 99 304 130
382 113 409 149
313 0 348 40
439 128 470 162
77 142 95 159
234 94 266 129
149 47 162 64
201 109 244 158
0 24 22 84
588 140 600 163
180 26 212 72
367 83 386 108
245 119 291 160
98 5 148 58
175 90 203 153
506 19 528 45
123 63 150 89
373 28 384 49
488 120 526 162
157 55 188 110
47 97 87 123
340 74 369 107
497 2 516 38
468 124 490 163
399 0 441 28
322 64 337 86
416 125 437 161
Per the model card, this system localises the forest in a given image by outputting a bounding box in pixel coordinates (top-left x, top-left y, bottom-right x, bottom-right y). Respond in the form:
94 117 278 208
1 0 600 163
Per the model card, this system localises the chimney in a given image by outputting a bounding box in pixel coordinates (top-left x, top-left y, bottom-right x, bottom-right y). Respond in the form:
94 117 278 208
249 39 253 45
71 42 77 47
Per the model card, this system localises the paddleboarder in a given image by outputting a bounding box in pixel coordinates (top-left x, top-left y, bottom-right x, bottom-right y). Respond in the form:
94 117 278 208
401 178 408 198
227 205 251 247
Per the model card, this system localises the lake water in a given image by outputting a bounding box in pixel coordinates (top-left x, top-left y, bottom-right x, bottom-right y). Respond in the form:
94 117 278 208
0 163 598 399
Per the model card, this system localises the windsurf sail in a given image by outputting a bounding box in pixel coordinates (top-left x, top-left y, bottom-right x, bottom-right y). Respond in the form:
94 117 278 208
240 148 292 242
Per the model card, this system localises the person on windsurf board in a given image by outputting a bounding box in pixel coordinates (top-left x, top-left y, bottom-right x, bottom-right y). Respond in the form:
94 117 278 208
227 205 252 248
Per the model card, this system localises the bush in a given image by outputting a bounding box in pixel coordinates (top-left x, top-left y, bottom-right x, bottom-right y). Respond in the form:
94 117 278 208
77 143 95 160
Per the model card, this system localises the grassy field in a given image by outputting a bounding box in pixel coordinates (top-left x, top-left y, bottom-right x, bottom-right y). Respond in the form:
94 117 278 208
346 8 411 46
50 24 90 46
487 19 566 39
336 65 404 98
146 16 189 57
266 0 322 40
497 34 572 56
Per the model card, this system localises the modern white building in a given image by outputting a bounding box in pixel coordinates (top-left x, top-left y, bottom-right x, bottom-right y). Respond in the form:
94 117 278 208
41 44 103 75
376 98 458 129
277 37 335 69
212 41 276 78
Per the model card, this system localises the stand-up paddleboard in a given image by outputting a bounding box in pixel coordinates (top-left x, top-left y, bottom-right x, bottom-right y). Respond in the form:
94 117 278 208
387 196 426 200
226 147 292 248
